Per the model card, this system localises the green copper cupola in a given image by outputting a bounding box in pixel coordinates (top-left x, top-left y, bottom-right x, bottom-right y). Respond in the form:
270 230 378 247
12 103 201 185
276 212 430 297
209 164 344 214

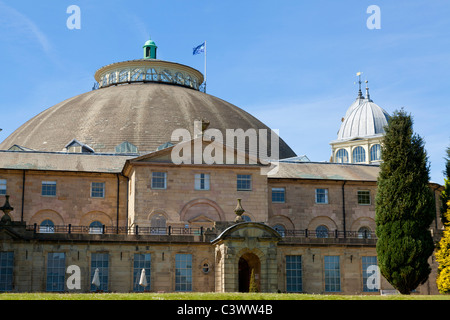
143 38 157 59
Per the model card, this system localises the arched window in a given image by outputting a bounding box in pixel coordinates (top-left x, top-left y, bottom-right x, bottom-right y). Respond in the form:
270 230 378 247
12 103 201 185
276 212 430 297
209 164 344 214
40 219 55 233
335 149 349 163
370 144 381 161
89 221 103 234
315 225 329 238
273 224 286 237
150 214 166 235
358 227 372 239
352 146 366 163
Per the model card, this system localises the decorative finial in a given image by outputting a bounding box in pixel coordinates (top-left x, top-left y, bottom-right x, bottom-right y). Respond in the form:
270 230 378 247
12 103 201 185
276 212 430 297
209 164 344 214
234 198 245 223
365 80 372 102
0 195 14 224
356 72 364 99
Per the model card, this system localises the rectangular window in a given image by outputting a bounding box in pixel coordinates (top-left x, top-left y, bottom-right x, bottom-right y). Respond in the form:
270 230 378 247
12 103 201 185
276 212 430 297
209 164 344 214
324 256 341 292
46 252 65 292
357 190 371 205
315 188 328 204
91 253 109 292
0 179 6 195
272 187 285 203
194 173 210 190
133 253 151 292
91 182 105 198
362 256 379 292
0 252 14 291
151 172 167 189
286 255 302 292
175 254 192 291
237 174 252 191
41 181 57 197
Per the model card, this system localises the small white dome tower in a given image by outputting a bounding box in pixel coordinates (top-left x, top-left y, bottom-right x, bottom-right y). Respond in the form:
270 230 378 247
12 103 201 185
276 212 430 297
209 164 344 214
330 76 390 164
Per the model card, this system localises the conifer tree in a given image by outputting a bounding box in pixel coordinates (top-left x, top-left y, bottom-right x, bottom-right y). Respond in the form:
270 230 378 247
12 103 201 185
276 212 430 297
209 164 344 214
440 145 450 225
249 269 259 293
375 109 435 294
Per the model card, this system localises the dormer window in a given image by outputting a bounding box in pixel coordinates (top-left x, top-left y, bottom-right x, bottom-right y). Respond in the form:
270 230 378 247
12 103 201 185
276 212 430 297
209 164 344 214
115 141 138 154
65 139 94 153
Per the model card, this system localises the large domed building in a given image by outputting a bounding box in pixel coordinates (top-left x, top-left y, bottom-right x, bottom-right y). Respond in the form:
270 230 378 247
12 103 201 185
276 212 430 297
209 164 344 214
0 39 295 159
0 41 443 295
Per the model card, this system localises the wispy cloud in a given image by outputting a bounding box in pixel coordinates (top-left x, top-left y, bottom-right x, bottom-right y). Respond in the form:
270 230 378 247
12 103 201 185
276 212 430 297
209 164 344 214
0 1 51 53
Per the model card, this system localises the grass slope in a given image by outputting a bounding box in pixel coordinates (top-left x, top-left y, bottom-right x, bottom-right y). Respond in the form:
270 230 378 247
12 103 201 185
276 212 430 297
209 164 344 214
0 292 449 300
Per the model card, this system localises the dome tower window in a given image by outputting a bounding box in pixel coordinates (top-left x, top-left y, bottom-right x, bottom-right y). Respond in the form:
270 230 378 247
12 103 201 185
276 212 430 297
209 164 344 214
335 149 349 163
352 146 366 163
370 144 381 162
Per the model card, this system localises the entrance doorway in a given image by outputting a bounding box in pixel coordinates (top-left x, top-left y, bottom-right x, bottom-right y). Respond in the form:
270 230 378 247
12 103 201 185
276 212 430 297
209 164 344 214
238 252 261 292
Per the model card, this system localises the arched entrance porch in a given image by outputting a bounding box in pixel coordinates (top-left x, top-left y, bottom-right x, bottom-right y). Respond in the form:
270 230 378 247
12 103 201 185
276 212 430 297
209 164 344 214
238 252 261 292
211 222 281 293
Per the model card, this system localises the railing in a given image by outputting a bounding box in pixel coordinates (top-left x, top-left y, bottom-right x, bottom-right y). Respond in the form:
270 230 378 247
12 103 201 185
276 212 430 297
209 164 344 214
280 229 377 240
132 226 204 236
27 224 205 236
23 224 443 243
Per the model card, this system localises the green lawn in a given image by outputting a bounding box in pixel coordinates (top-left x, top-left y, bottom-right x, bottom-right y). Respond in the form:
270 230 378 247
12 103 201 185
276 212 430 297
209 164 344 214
0 292 449 300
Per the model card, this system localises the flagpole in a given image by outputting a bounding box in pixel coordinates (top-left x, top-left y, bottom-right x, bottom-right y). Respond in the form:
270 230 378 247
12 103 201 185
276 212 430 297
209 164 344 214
204 40 207 93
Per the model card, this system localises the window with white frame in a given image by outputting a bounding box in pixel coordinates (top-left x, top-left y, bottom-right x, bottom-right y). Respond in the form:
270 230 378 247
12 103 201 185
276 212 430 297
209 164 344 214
91 182 105 198
370 144 381 161
194 173 210 190
315 188 328 204
335 149 349 163
41 181 56 197
0 179 6 195
352 146 366 163
237 174 252 191
151 172 167 189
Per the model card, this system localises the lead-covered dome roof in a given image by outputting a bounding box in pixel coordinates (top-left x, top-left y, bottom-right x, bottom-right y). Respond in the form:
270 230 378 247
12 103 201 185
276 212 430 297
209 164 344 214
336 85 390 141
0 80 296 158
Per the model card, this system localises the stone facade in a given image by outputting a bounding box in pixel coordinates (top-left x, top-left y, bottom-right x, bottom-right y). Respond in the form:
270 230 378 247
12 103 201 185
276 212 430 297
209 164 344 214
0 146 444 294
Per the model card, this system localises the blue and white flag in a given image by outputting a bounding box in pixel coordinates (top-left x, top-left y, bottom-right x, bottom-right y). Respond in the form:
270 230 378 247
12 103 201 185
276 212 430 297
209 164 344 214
193 42 205 55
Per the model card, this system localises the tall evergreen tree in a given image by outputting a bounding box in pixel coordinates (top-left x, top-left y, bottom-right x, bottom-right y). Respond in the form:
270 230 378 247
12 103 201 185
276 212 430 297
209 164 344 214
375 109 435 294
440 145 450 225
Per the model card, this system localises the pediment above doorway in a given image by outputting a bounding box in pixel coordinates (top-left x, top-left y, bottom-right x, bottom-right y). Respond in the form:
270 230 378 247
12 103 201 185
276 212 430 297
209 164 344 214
211 222 282 244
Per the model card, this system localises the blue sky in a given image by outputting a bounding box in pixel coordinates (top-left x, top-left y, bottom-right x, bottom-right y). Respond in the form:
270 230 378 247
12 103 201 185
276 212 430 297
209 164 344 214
0 0 449 184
